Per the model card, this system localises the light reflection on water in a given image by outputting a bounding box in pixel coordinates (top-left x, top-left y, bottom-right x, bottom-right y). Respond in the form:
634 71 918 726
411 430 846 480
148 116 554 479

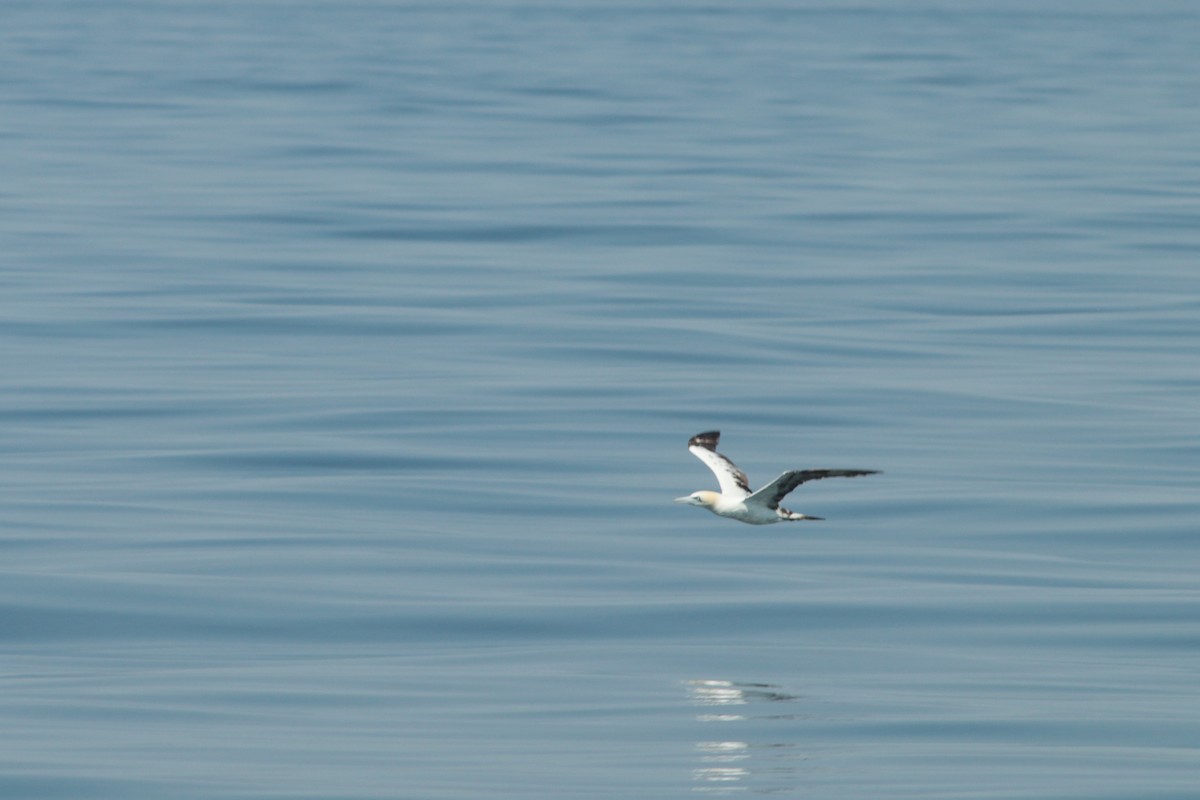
686 680 808 794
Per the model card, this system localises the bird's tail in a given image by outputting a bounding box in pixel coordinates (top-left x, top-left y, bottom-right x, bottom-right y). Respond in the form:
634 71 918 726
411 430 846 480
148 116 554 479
780 510 824 521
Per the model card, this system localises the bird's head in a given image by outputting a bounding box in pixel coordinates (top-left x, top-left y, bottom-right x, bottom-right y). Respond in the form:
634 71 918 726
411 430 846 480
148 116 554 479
674 491 719 508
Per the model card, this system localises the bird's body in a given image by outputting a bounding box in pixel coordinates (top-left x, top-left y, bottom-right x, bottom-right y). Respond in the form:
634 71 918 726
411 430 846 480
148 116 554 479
674 431 877 525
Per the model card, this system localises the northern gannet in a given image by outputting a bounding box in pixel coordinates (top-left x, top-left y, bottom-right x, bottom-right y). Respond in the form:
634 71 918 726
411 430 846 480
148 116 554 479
674 431 878 525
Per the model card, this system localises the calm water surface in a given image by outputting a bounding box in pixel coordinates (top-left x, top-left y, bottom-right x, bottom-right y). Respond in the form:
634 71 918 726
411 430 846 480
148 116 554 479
3 2 1199 798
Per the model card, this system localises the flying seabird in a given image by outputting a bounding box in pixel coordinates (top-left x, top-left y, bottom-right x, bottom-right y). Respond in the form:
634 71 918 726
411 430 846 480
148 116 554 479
674 431 878 525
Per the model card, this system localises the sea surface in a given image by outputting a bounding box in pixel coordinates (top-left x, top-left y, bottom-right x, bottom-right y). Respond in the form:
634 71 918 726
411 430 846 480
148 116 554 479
3 2 1199 798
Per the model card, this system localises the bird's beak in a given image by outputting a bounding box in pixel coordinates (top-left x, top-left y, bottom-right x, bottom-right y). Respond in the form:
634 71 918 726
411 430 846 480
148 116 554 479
673 496 692 504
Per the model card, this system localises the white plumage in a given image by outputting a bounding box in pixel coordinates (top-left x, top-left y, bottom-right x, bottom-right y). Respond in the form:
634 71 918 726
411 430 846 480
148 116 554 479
674 431 877 525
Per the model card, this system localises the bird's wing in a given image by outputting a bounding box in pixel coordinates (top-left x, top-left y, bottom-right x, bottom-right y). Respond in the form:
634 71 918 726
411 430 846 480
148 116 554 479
746 469 879 510
687 431 752 499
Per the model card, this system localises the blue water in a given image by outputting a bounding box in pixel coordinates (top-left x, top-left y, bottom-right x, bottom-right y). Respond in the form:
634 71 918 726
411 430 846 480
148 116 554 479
3 2 1200 797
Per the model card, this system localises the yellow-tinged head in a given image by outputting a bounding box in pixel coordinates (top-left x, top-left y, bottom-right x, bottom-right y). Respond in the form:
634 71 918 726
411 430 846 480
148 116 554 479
673 490 721 508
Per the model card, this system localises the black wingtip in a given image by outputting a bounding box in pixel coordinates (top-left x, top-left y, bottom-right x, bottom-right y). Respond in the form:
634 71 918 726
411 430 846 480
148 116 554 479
688 431 721 450
811 469 881 478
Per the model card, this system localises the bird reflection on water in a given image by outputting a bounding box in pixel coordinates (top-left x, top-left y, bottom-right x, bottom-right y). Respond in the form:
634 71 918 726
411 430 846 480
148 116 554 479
685 679 809 793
